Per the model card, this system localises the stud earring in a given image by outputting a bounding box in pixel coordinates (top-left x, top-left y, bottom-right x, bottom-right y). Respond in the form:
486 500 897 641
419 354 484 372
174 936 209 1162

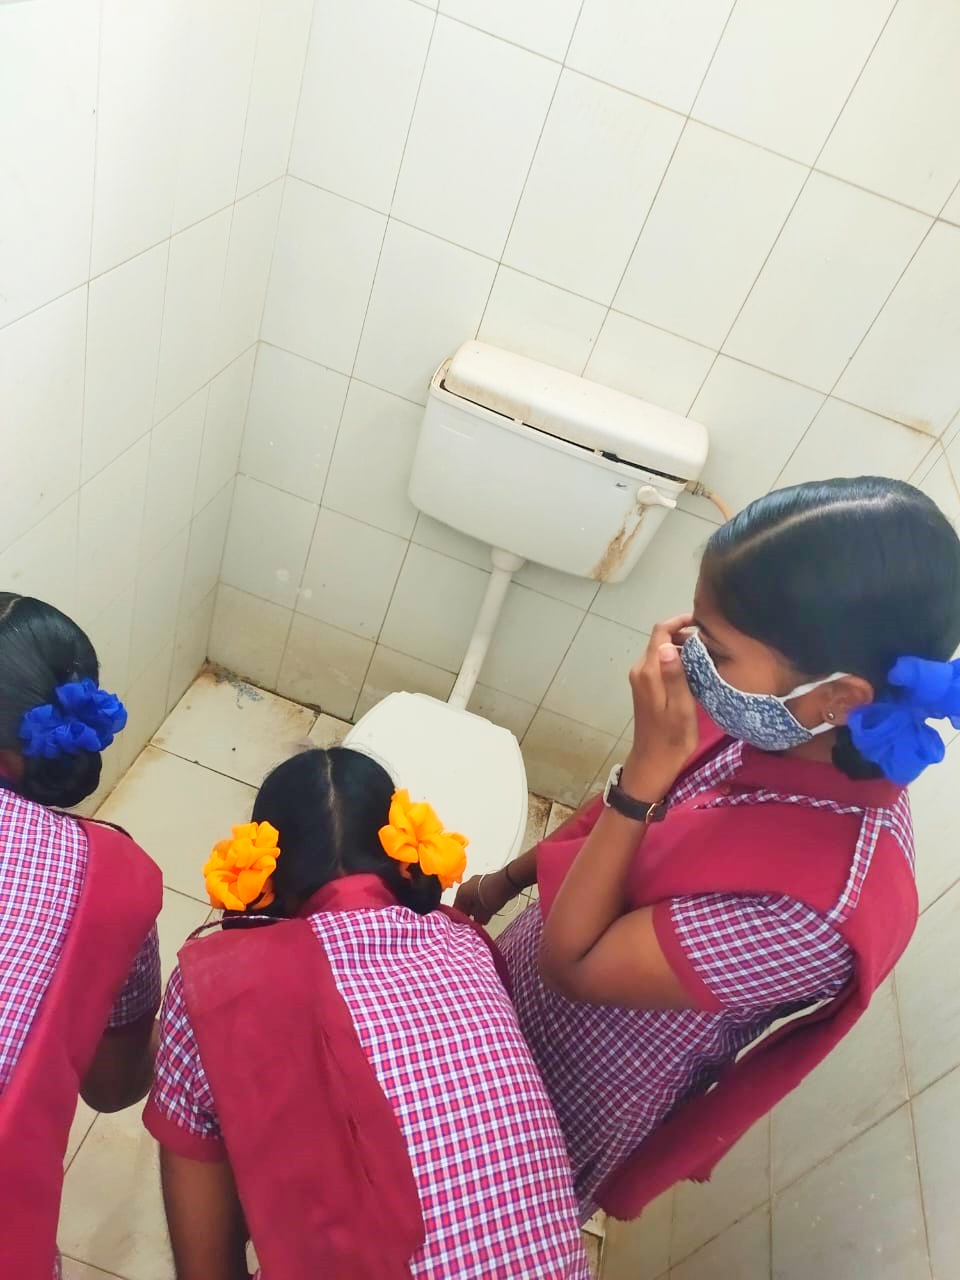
826 711 837 722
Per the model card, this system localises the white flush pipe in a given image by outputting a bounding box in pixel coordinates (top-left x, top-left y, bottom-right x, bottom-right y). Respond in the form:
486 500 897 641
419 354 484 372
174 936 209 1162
448 548 526 710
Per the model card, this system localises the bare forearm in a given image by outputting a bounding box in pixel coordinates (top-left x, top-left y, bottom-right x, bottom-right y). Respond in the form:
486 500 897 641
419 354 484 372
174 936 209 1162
540 806 645 972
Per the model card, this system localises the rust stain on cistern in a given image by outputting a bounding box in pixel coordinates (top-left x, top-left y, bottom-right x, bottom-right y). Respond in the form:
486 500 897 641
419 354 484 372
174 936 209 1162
591 504 648 582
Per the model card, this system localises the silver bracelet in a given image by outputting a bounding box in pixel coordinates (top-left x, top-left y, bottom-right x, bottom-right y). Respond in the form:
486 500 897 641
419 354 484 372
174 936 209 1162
476 873 497 912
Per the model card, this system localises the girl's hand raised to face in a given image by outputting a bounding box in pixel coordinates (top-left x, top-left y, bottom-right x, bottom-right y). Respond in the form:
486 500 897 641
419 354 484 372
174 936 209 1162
622 614 700 802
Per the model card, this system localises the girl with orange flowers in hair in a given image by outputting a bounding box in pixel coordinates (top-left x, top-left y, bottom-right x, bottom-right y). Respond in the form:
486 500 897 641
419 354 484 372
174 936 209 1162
144 747 589 1280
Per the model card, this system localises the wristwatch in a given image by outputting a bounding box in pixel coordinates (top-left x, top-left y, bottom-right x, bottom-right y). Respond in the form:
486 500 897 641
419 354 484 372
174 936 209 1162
602 764 668 824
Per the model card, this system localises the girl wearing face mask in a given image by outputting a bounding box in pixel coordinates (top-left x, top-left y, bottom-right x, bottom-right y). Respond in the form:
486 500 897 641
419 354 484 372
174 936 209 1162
455 475 960 1222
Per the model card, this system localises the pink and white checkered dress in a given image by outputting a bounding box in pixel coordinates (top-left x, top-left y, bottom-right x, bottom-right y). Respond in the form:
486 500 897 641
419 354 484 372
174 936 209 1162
499 742 915 1218
151 905 590 1279
0 786 161 1280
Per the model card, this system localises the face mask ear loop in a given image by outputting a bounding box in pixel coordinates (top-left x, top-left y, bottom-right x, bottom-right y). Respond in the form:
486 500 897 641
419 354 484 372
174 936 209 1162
781 673 850 737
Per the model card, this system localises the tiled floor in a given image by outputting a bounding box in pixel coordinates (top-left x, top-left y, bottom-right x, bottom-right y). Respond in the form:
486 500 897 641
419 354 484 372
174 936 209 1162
58 671 960 1280
58 672 595 1277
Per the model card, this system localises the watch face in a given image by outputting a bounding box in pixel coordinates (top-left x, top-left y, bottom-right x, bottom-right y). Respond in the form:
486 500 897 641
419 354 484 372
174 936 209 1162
603 763 623 806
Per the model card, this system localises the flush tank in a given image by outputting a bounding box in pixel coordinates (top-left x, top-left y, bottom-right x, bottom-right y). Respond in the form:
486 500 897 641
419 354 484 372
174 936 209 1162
408 342 709 584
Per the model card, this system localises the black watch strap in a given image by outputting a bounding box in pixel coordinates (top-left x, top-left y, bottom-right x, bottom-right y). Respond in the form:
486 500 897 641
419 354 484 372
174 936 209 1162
604 765 668 823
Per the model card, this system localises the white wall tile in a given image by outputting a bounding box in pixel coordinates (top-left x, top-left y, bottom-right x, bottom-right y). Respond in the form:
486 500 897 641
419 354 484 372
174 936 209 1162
354 220 497 403
772 1107 928 1280
481 585 585 705
616 124 806 350
672 1208 770 1280
81 582 135 704
323 381 422 536
290 0 433 213
411 512 490 570
771 978 907 1191
171 0 260 232
913 1065 960 1280
392 18 558 257
380 543 487 670
585 312 714 417
0 0 97 326
181 482 234 620
910 736 960 911
504 72 683 304
776 400 933 490
724 174 930 391
195 349 256 513
897 880 960 1094
914 447 960 527
820 0 960 215
220 475 318 609
521 708 617 806
0 496 78 618
441 0 580 61
354 644 455 721
942 182 960 226
466 683 537 742
0 289 85 550
298 508 408 639
238 0 315 197
689 358 825 519
514 561 599 610
694 0 894 164
543 615 640 735
477 268 606 375
83 243 168 482
592 510 710 633
835 222 960 435
242 346 349 504
262 180 387 373
567 0 734 115
141 391 206 560
77 436 151 618
130 527 189 682
672 1120 769 1263
216 181 284 370
155 208 232 421
276 613 374 719
117 641 174 773
208 583 292 690
92 0 182 275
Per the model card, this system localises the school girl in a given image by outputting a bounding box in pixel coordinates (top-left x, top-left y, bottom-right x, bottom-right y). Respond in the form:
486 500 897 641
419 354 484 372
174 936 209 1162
458 477 960 1220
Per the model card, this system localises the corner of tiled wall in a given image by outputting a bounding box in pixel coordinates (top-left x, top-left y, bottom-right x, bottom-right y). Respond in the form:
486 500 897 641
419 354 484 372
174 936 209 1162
211 0 960 819
0 0 316 795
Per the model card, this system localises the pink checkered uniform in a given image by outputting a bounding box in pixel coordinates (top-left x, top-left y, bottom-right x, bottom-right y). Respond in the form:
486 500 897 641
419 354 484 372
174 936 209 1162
0 788 160 1094
0 786 161 1280
151 904 591 1279
500 740 916 1217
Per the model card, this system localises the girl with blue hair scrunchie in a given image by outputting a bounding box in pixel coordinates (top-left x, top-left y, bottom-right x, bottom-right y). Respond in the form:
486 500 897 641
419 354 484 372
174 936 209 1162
456 477 960 1228
0 594 162 1277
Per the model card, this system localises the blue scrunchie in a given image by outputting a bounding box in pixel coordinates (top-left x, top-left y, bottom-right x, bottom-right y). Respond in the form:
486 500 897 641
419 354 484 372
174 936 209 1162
19 679 128 760
847 656 960 785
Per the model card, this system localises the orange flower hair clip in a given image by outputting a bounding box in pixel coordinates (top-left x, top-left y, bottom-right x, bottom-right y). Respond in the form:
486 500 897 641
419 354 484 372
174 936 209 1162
203 821 281 912
378 789 468 891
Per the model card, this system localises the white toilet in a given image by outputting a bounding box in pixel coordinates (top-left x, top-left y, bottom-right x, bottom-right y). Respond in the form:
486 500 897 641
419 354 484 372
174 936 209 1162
345 342 708 893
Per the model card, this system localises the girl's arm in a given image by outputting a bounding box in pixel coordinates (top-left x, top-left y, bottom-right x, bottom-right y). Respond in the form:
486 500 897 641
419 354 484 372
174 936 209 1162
160 1149 249 1280
538 619 700 1009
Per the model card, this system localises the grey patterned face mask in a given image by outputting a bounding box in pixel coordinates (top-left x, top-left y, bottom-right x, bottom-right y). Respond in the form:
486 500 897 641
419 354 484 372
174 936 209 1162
680 633 845 752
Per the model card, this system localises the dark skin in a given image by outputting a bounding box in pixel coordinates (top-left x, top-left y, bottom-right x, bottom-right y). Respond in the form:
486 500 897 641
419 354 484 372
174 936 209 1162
455 577 874 1008
160 1152 250 1280
0 746 159 1112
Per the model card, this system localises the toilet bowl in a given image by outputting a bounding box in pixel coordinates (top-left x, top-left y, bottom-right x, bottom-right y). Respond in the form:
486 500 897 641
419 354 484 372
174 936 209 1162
344 692 529 895
344 343 708 899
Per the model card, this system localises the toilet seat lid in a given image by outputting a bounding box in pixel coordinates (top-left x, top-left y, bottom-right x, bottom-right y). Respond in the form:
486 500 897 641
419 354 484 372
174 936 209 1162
344 693 528 888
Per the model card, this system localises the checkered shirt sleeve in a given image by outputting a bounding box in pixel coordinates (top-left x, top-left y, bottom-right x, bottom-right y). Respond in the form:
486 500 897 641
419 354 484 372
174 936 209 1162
669 892 854 1012
149 964 221 1140
106 925 161 1028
